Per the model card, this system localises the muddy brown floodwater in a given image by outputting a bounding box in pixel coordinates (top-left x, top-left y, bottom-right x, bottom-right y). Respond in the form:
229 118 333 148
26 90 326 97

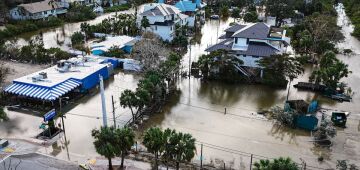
1 4 360 170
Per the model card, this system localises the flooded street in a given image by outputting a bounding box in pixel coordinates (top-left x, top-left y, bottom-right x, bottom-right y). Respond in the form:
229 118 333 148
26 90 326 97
1 4 360 169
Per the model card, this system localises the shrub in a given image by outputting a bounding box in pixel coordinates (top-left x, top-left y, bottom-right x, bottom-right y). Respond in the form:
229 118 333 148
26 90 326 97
65 4 96 22
104 4 131 13
71 32 85 45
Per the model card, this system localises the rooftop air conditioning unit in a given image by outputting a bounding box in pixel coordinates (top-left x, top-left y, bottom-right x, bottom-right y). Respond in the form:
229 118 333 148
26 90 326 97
39 72 47 79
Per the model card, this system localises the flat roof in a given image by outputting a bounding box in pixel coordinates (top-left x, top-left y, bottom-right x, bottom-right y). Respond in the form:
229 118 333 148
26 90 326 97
91 36 135 52
13 56 108 88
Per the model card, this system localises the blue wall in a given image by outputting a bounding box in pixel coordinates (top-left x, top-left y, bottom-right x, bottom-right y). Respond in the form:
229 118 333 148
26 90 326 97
80 65 109 90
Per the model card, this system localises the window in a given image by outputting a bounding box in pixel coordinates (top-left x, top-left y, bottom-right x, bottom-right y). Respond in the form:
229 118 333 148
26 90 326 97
236 54 240 56
246 38 249 44
155 26 157 30
235 38 238 44
170 26 172 31
164 16 166 20
51 10 54 13
44 11 48 14
253 56 259 58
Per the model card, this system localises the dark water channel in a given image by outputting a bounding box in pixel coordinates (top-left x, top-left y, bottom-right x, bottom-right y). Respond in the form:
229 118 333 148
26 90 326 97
1 4 360 169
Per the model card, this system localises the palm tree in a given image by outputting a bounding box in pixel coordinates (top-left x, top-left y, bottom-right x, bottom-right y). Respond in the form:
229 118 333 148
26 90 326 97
91 126 117 170
253 157 299 170
114 127 135 169
120 90 137 123
162 128 177 169
169 132 196 170
143 127 166 170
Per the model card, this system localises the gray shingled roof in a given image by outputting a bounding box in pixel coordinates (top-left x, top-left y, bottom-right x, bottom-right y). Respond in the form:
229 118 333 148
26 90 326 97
19 0 65 14
232 23 270 39
224 24 246 33
234 42 279 57
140 3 181 17
205 39 233 52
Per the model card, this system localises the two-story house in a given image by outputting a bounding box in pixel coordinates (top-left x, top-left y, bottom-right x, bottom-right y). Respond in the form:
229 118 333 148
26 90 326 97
10 0 68 20
137 3 189 41
205 22 290 77
158 0 206 27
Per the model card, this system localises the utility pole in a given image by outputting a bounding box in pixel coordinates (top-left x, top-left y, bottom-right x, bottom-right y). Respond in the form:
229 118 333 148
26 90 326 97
112 95 116 127
250 154 253 170
100 75 107 127
200 144 203 169
188 43 192 78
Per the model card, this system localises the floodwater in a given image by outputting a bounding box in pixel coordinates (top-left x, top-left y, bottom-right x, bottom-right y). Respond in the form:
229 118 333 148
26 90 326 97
1 4 360 169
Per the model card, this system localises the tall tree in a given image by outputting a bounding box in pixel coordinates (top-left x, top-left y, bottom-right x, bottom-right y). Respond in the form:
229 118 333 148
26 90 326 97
168 132 196 170
91 126 117 170
310 51 351 89
114 127 135 169
258 54 304 89
265 0 294 27
141 17 150 31
120 90 137 122
143 127 166 170
231 7 241 22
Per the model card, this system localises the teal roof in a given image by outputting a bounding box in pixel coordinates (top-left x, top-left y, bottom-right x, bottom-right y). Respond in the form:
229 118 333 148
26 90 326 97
175 1 197 12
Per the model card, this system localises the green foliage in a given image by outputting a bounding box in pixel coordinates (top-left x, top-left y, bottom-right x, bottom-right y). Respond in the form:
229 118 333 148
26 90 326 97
71 32 85 45
310 51 351 89
80 14 139 37
220 5 230 18
114 127 135 168
0 36 70 64
92 126 135 170
0 107 9 121
171 24 188 48
0 61 9 87
65 4 96 22
231 7 241 19
344 0 360 40
253 157 299 170
336 160 359 170
313 115 336 140
103 46 125 58
91 126 118 170
104 3 131 13
0 17 63 40
243 11 258 23
141 17 150 30
195 50 245 83
269 106 297 128
143 127 166 169
265 0 295 26
143 127 196 170
258 54 304 87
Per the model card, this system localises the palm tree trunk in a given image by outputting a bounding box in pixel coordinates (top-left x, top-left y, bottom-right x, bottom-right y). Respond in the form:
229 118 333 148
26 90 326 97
155 152 159 170
286 80 292 101
108 158 113 170
120 153 125 169
176 162 180 170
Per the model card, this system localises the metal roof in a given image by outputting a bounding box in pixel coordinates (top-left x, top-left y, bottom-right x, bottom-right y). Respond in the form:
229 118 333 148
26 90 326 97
18 0 66 14
224 24 246 33
4 79 81 101
140 3 181 17
234 42 279 57
232 22 270 39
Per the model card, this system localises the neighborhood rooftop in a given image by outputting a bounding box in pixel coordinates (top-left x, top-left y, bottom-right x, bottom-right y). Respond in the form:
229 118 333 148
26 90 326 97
140 3 181 16
18 0 65 13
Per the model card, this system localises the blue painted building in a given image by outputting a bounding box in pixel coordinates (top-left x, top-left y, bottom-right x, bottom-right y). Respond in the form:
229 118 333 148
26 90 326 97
4 56 115 102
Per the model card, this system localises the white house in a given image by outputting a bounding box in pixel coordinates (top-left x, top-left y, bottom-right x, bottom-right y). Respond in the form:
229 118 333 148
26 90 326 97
205 22 290 77
10 0 68 20
137 3 189 41
158 0 206 27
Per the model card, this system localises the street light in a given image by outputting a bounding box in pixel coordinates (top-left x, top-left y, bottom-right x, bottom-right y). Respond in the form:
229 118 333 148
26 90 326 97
59 96 70 133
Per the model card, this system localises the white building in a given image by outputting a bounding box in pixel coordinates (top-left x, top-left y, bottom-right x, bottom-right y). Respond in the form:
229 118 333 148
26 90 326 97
205 22 290 77
10 0 68 20
137 3 189 41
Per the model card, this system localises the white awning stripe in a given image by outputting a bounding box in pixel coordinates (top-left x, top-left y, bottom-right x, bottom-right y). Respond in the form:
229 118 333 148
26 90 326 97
4 79 82 101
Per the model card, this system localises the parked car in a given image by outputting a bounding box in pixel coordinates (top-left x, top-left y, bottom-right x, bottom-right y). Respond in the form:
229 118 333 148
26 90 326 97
210 15 220 20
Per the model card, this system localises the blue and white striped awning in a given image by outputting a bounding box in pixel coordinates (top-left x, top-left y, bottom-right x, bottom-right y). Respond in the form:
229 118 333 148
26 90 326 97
4 79 81 101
